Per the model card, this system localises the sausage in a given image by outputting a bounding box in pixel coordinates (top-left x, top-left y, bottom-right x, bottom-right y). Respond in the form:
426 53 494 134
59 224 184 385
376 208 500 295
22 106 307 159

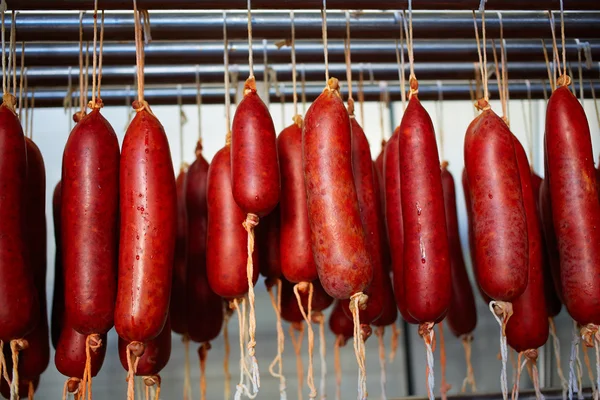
256 205 281 279
185 143 224 343
399 95 451 323
55 317 107 380
545 85 600 325
61 108 120 336
461 169 493 305
505 137 549 353
206 144 259 298
463 108 529 302
374 153 392 272
231 77 280 217
280 279 334 324
302 78 372 299
328 301 372 346
278 119 318 284
0 375 38 399
170 168 189 335
119 317 172 377
530 172 562 317
115 108 177 343
51 181 64 349
441 162 477 337
384 128 417 324
0 101 39 341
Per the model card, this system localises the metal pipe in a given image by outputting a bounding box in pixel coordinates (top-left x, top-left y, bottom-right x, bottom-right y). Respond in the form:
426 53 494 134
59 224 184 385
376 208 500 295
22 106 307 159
25 81 600 108
17 63 600 87
17 40 600 67
6 0 597 11
12 12 599 42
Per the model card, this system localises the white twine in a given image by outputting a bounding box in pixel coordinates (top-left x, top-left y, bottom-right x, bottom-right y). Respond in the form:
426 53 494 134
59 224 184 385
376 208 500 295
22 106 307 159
489 302 509 400
424 329 435 400
569 322 580 400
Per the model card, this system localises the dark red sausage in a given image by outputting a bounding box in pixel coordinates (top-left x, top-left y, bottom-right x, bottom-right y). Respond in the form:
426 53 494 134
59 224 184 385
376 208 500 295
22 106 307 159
374 153 392 272
187 270 224 344
278 119 318 284
0 102 39 341
0 375 38 399
464 108 529 302
206 144 259 299
51 181 64 349
170 168 189 335
505 137 549 353
119 317 171 377
256 205 281 279
302 78 372 300
328 301 372 346
115 108 177 343
399 95 451 323
461 169 493 305
55 317 107 379
231 77 280 217
280 279 334 324
61 108 120 336
545 85 600 325
531 173 562 317
539 173 564 305
441 163 477 337
384 128 417 324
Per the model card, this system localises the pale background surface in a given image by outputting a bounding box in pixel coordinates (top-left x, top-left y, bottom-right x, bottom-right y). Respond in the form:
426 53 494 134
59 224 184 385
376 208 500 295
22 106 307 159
22 79 600 399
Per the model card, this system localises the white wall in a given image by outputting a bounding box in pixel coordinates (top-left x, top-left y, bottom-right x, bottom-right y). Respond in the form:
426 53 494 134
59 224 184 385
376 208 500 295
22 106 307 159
26 88 600 399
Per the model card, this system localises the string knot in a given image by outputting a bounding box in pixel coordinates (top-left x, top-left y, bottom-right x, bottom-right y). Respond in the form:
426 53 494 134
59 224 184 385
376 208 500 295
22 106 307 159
87 98 104 110
243 213 259 231
195 139 203 158
311 311 324 324
557 74 572 87
409 76 419 97
580 324 598 348
419 322 436 348
475 98 491 111
292 114 303 128
244 76 257 96
296 281 310 294
73 110 86 123
132 99 153 114
347 97 355 116
66 378 81 394
225 130 232 147
326 77 339 92
441 160 449 170
350 292 368 311
523 348 538 363
490 301 513 335
361 324 372 342
143 375 161 387
1 93 16 113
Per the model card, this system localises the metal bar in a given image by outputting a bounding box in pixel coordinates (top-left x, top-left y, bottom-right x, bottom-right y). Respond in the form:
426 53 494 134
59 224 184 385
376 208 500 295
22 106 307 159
17 63 600 87
6 0 598 11
17 40 600 67
25 81 600 108
12 12 600 42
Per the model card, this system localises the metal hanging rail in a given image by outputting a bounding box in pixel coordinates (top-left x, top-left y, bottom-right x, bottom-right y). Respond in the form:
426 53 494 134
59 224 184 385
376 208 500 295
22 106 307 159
25 81 599 108
5 0 598 11
16 40 600 67
16 62 600 87
11 12 600 42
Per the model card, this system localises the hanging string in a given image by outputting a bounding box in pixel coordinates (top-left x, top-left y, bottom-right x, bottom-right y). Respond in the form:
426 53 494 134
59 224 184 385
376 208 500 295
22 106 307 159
583 345 597 400
321 0 329 83
334 336 342 400
343 11 355 115
472 8 489 105
490 301 513 400
394 11 407 111
17 41 23 118
97 10 104 101
290 11 299 120
350 293 368 400
567 64 577 96
84 40 90 107
405 0 417 96
195 66 202 144
132 0 147 107
223 304 232 400
1 0 6 96
435 81 445 161
90 0 99 107
461 334 477 392
418 323 435 400
80 334 102 400
7 10 15 96
294 283 317 399
559 0 566 80
541 40 556 92
10 339 27 400
262 39 269 104
357 65 364 126
547 11 561 88
497 13 509 118
0 340 10 388
223 12 232 135
290 323 305 400
491 39 505 117
379 81 388 148
389 323 400 364
266 280 287 400
232 298 255 400
438 322 451 400
77 11 85 117
511 352 527 400
375 327 388 400
575 39 585 104
569 322 581 400
199 343 209 400
183 336 191 400
313 312 327 400
246 0 254 78
548 318 568 400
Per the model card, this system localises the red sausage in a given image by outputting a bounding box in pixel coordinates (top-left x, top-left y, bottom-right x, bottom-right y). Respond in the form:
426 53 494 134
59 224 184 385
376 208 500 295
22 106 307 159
531 173 562 317
399 95 451 323
55 317 107 380
187 270 224 344
115 108 177 343
545 86 600 325
328 301 372 346
278 119 318 284
302 78 372 300
256 205 281 279
505 137 549 353
170 168 189 335
441 162 477 338
280 279 334 324
374 154 392 272
0 102 39 341
206 144 259 299
119 317 172 377
464 108 529 302
61 108 120 336
461 169 493 305
0 375 38 399
231 77 280 217
384 128 417 324
51 181 64 349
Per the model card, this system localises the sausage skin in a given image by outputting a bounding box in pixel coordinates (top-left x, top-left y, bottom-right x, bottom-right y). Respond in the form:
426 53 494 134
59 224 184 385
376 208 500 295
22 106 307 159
441 163 477 337
399 95 451 323
119 317 171 377
278 120 318 284
302 78 372 300
115 108 177 343
256 205 281 279
464 108 529 302
0 102 39 341
61 108 120 335
51 181 64 349
545 86 600 325
280 279 334 324
505 137 549 352
170 168 189 335
231 77 280 217
206 145 259 299
55 317 107 379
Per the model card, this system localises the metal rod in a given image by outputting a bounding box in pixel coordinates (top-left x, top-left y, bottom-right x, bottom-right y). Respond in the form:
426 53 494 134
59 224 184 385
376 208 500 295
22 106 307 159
25 81 600 108
17 62 600 87
12 12 599 42
6 0 597 10
17 39 600 67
